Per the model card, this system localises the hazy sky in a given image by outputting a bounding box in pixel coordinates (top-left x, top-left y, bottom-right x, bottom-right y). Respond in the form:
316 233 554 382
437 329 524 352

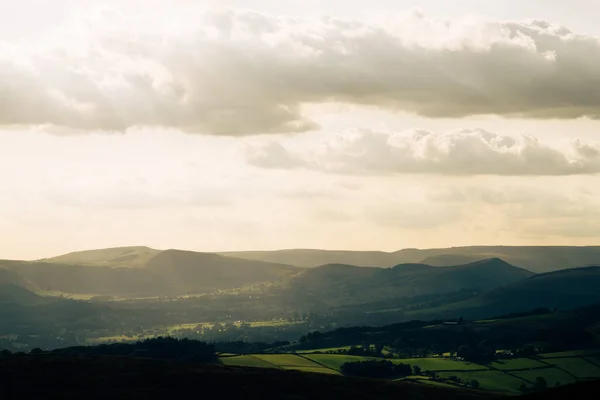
1 0 600 259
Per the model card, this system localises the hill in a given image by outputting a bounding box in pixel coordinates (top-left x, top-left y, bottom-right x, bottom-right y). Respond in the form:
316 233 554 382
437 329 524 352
286 258 532 307
42 246 161 268
220 246 600 273
143 250 299 293
0 284 48 306
2 250 299 296
0 267 40 292
414 266 600 320
0 354 501 400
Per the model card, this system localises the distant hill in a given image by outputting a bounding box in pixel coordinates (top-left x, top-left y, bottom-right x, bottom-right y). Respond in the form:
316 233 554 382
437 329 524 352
42 246 161 268
220 246 600 273
0 354 500 400
143 250 299 294
220 249 396 269
414 266 600 320
286 258 533 306
3 250 299 296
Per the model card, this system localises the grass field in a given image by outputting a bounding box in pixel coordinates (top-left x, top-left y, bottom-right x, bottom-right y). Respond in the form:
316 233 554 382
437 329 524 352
539 350 600 358
85 335 137 344
281 366 341 375
220 354 340 374
490 358 547 370
220 355 280 369
218 351 600 394
513 367 577 386
543 357 600 378
252 354 324 367
38 291 103 300
437 370 525 394
296 346 352 354
393 358 487 371
303 354 380 371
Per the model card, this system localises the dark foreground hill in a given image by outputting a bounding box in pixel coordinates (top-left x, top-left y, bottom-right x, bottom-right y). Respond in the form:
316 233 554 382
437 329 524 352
522 379 600 399
0 354 500 400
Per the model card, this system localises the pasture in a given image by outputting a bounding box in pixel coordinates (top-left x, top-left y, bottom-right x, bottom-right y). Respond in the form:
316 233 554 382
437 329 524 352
513 367 577 387
218 350 600 395
437 370 524 394
490 358 547 370
543 357 600 378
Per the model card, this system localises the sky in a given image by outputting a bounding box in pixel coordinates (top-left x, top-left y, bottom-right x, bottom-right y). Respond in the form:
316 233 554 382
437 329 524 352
1 0 600 259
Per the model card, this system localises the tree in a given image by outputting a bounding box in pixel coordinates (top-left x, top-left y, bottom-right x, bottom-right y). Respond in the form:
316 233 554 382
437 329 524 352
30 347 44 354
470 380 480 389
519 383 528 393
413 365 422 375
534 377 547 391
0 349 12 358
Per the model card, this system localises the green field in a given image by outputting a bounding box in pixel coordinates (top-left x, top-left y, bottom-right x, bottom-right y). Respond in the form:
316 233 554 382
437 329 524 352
539 349 600 358
281 366 340 375
490 358 547 370
296 346 352 354
543 357 600 378
220 355 280 369
252 354 324 368
218 352 600 394
38 291 103 300
303 354 380 371
585 356 600 367
393 358 487 371
220 354 340 374
437 370 525 394
513 367 577 387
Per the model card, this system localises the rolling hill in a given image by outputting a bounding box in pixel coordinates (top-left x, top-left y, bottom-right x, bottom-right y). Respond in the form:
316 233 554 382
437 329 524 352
411 266 600 320
2 250 299 297
285 258 533 306
41 246 162 268
220 246 600 273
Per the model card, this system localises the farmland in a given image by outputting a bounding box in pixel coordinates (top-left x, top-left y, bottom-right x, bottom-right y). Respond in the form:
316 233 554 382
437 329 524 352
218 350 600 394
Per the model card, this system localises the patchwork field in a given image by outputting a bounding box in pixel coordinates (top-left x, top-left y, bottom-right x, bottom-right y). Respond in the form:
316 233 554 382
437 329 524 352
393 358 486 371
489 358 547 370
437 370 525 394
543 357 600 378
513 368 577 387
218 350 600 394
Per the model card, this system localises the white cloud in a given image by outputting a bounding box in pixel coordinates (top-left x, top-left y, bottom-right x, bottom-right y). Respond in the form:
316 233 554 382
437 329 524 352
3 8 600 134
245 128 600 175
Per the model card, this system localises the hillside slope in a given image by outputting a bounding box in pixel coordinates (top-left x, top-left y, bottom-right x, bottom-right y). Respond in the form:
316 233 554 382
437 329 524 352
42 246 161 268
286 258 532 306
4 251 299 296
0 267 40 292
415 266 600 320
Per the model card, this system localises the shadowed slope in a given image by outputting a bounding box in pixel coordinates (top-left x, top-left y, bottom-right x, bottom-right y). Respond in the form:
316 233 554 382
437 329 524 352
0 354 502 400
287 258 532 306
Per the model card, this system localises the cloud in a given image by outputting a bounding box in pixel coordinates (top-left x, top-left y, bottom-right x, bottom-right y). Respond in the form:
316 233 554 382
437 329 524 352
3 8 600 134
245 129 600 175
